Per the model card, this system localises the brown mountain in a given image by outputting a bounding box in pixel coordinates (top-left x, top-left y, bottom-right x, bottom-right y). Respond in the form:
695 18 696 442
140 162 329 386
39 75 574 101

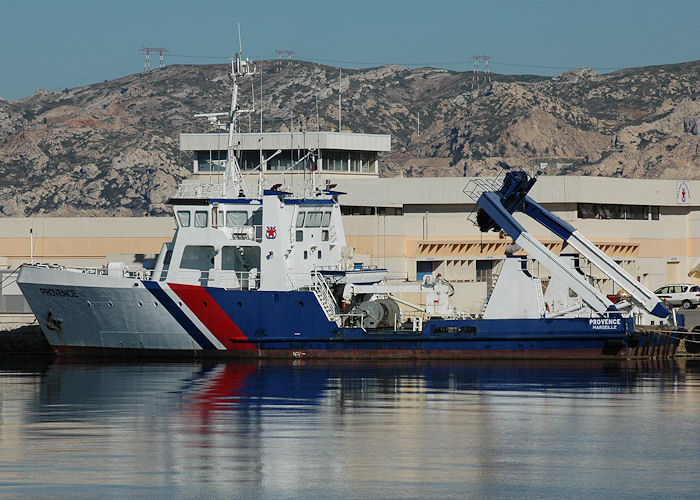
0 60 698 216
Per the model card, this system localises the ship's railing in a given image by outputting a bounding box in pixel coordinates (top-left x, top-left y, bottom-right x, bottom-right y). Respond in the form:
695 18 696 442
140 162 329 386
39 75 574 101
314 264 383 272
336 313 366 331
158 268 259 289
172 183 224 199
29 263 153 280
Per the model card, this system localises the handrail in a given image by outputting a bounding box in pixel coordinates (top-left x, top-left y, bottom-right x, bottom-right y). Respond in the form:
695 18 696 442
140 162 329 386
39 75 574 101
311 270 338 321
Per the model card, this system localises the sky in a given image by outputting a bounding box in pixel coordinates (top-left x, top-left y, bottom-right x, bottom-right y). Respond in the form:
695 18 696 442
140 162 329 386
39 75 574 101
0 0 698 100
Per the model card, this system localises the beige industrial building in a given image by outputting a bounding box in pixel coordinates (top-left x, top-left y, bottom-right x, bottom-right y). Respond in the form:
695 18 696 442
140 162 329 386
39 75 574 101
1 131 699 314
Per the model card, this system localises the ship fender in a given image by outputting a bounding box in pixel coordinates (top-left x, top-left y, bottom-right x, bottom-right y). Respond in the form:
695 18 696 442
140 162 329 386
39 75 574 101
686 326 700 354
351 298 400 329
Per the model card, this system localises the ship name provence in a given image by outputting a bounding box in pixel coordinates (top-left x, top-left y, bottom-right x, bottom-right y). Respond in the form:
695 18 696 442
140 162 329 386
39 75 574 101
39 288 79 298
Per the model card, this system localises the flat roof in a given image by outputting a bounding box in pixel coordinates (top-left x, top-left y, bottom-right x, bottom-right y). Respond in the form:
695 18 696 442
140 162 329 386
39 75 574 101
180 132 391 153
237 175 700 208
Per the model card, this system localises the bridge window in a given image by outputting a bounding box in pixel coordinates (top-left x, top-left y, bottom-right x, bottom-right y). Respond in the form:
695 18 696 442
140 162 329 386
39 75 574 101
296 212 305 227
222 246 261 272
321 212 331 227
226 211 248 226
180 245 216 270
194 211 208 227
305 212 323 227
177 211 191 227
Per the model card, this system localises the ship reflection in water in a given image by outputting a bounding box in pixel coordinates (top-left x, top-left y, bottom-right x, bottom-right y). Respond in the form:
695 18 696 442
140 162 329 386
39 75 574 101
1 358 700 498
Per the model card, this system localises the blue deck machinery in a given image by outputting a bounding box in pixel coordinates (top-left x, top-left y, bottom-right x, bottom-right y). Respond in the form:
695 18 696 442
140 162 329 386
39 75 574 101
466 170 671 322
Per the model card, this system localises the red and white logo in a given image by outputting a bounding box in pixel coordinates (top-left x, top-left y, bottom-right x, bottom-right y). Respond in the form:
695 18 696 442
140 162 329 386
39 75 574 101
266 226 277 239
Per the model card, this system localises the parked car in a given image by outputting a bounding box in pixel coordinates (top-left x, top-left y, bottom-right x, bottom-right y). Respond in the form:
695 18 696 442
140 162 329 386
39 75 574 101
654 283 700 309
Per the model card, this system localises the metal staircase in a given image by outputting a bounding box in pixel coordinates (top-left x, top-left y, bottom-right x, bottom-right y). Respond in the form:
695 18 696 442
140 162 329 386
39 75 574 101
311 271 338 321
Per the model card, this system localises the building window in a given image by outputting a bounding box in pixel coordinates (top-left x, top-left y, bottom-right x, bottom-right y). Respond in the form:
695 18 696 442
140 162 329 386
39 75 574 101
303 251 308 259
296 230 303 242
578 203 652 220
177 211 191 227
476 260 494 283
194 211 208 228
196 151 227 172
322 230 329 241
323 150 348 171
625 205 648 220
377 207 403 216
348 151 376 172
651 206 660 220
317 250 322 259
416 261 437 281
296 212 305 227
341 206 376 216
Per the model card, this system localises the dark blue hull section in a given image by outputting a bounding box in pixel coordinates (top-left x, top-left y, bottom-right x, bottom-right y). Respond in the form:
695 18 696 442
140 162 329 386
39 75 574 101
180 287 648 358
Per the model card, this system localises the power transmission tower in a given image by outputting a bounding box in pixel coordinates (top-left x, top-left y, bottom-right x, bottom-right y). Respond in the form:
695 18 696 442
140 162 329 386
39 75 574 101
141 47 168 72
285 50 296 66
275 49 285 70
471 55 492 88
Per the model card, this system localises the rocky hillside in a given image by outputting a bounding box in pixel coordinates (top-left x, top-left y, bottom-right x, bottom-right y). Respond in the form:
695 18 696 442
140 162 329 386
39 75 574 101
0 60 698 216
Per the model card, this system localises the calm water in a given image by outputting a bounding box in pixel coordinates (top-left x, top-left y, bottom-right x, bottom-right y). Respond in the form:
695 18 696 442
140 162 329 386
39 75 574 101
1 358 700 499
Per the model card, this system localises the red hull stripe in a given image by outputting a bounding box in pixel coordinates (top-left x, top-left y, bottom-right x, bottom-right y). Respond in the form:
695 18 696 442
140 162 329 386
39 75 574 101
169 284 257 351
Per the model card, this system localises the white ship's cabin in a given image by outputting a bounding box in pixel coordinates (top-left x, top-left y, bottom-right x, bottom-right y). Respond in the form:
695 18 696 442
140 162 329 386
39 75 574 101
150 190 348 292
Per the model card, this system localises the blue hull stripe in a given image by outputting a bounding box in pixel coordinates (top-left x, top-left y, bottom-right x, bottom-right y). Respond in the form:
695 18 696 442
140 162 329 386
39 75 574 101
143 281 217 350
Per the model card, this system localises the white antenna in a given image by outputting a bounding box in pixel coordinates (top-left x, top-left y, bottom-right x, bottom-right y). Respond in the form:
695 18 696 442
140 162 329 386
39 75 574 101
315 78 320 132
237 23 242 57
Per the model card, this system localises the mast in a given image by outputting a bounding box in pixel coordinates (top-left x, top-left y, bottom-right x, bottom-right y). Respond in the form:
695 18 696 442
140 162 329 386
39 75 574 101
224 46 255 198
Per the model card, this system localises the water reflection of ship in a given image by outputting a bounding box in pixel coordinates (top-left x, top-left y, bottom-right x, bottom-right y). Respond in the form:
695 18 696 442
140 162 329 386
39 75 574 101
11 358 697 494
30 359 697 414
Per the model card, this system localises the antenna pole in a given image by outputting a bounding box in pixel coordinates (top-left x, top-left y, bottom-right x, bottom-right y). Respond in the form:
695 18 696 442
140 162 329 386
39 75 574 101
315 79 320 132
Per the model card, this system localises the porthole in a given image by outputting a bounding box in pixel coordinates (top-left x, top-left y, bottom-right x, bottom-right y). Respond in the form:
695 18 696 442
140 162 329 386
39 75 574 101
237 301 243 307
178 301 183 307
107 301 113 308
86 301 92 308
154 302 159 307
137 301 143 307
203 301 208 307
299 300 304 307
